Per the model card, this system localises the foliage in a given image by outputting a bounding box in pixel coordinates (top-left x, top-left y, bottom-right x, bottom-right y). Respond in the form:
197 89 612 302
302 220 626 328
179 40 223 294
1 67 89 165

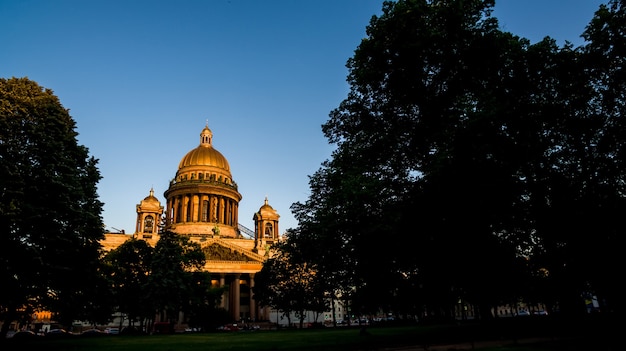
103 238 155 327
183 270 230 330
578 0 626 316
103 235 227 331
288 0 625 321
147 231 206 323
253 235 326 328
0 77 105 334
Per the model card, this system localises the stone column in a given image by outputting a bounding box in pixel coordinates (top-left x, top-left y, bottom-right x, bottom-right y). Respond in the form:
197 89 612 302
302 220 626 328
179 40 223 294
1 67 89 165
220 274 226 309
135 214 141 233
249 274 256 321
219 197 225 224
170 197 175 224
234 274 241 321
192 194 198 222
175 196 181 223
182 195 189 223
211 196 218 223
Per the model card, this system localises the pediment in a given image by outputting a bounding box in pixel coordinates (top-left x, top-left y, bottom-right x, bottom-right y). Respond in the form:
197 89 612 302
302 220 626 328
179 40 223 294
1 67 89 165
202 242 258 262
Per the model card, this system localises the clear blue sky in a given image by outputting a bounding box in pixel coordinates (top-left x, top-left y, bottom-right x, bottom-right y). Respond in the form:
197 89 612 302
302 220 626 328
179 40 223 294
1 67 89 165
0 0 606 234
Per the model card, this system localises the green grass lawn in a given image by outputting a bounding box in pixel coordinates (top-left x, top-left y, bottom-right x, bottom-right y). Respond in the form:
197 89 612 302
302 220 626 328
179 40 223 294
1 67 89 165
1 320 615 351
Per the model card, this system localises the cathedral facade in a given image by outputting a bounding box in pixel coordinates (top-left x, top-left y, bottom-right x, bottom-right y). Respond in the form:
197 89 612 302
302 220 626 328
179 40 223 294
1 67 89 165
102 125 280 325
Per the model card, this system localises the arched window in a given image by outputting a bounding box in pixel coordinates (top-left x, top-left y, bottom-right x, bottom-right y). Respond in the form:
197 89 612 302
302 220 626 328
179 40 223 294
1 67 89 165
144 215 154 233
264 223 273 238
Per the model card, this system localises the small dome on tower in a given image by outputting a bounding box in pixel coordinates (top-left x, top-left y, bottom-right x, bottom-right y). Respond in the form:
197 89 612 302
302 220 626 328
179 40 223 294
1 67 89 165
256 197 280 219
138 188 162 211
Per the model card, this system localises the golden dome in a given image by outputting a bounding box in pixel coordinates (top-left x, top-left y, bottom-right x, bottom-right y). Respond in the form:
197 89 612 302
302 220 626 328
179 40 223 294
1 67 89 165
178 125 231 173
178 146 230 171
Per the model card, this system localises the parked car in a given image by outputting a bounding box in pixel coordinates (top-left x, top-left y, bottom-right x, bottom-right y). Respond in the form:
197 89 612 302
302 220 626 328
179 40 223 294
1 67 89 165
46 328 73 338
80 328 107 337
104 327 120 335
217 323 240 331
120 326 146 335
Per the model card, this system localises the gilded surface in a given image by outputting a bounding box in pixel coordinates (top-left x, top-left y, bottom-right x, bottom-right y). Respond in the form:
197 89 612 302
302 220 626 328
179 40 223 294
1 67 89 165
178 145 231 171
203 243 251 261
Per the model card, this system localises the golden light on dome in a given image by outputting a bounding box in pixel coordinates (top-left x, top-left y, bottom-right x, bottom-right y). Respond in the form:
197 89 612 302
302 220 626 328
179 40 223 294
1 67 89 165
178 146 231 171
164 125 242 237
177 125 232 173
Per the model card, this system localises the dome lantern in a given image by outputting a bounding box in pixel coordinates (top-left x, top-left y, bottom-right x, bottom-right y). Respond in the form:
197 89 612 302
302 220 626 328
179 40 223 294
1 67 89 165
200 125 213 146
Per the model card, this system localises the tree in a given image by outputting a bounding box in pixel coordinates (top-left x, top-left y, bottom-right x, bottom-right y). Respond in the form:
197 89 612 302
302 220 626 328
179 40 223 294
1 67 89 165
183 270 229 331
297 0 521 320
579 0 626 316
292 0 623 320
290 169 359 324
254 237 326 328
0 77 104 335
147 231 205 327
104 238 154 329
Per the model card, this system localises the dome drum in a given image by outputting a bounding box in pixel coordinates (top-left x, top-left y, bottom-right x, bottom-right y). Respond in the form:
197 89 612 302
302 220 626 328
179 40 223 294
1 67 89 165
164 190 240 237
164 182 242 201
168 176 238 192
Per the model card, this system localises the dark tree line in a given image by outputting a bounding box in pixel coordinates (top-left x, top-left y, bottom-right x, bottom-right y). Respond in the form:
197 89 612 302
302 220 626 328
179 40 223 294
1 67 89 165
102 231 228 332
2 0 624 335
277 0 624 322
254 234 326 328
0 78 228 337
0 77 105 335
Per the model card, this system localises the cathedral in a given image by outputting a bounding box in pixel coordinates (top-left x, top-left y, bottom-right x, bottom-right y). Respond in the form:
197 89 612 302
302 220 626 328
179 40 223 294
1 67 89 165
102 124 281 324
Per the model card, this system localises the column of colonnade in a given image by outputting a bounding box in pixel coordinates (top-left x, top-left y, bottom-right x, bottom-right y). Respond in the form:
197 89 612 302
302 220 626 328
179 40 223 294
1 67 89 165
219 274 226 309
249 274 256 321
233 274 241 320
213 274 261 322
166 194 238 226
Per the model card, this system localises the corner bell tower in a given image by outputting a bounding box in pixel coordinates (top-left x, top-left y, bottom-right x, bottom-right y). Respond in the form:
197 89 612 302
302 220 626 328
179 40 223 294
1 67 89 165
253 197 280 256
134 187 164 243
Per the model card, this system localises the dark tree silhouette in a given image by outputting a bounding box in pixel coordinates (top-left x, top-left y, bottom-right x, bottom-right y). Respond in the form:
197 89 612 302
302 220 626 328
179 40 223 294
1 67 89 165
289 0 624 320
0 77 105 334
147 231 205 327
104 238 155 329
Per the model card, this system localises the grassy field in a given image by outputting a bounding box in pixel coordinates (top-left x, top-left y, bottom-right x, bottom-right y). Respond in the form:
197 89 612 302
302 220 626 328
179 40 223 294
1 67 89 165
1 318 616 351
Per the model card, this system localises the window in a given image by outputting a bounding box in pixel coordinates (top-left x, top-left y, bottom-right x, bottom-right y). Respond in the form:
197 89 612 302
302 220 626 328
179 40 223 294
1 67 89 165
202 200 209 221
144 215 154 233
